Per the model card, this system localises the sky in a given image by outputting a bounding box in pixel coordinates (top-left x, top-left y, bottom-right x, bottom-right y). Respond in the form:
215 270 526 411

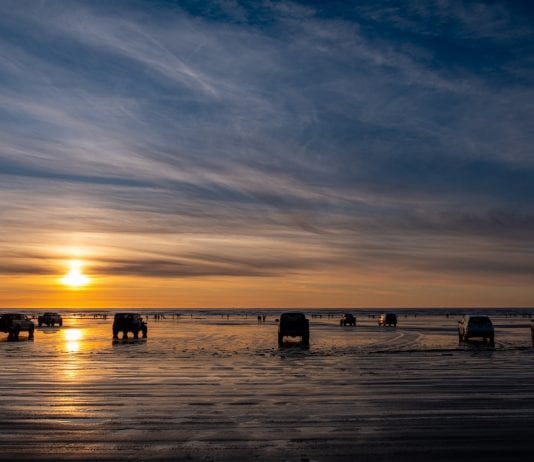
1 0 533 308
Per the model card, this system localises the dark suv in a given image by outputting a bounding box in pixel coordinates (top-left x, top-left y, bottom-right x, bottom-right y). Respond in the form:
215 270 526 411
278 312 309 347
0 313 35 340
112 313 147 340
378 313 397 327
38 312 63 327
340 313 356 326
458 315 494 346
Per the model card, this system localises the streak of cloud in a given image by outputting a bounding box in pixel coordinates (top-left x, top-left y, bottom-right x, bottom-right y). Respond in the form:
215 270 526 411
0 0 533 306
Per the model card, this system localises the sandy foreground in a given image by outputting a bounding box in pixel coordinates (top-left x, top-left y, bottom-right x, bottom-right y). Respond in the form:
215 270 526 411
0 312 533 461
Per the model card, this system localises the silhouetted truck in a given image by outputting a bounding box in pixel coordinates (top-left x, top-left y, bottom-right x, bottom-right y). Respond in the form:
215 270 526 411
0 313 35 340
378 313 397 327
38 312 63 327
112 313 147 340
340 313 356 326
458 315 494 346
278 312 309 347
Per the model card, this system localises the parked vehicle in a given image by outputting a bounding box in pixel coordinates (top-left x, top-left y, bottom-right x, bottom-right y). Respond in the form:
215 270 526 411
38 312 63 327
0 313 35 340
340 313 356 327
378 313 397 327
458 315 495 346
112 313 147 340
278 312 309 347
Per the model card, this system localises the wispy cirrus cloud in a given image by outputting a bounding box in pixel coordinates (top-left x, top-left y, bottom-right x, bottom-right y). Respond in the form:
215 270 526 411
0 0 533 306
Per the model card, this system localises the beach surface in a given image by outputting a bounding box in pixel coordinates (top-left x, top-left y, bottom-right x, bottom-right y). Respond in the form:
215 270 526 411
0 310 533 461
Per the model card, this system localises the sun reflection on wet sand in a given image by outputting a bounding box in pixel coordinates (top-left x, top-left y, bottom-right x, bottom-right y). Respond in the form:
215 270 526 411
1 313 533 460
64 328 83 353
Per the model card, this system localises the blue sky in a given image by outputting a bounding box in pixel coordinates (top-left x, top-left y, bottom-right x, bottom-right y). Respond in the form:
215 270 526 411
1 0 533 307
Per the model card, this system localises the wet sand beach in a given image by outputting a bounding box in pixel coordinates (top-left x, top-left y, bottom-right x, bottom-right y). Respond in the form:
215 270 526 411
1 311 533 461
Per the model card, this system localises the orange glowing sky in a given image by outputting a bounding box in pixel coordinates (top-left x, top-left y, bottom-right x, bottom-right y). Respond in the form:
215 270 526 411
2 237 533 308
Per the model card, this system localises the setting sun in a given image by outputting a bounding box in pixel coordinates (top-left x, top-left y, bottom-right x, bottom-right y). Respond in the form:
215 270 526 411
61 260 90 288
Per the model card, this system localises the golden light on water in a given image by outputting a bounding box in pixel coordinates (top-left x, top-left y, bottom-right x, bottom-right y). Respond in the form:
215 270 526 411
64 328 83 353
65 329 82 342
61 260 90 288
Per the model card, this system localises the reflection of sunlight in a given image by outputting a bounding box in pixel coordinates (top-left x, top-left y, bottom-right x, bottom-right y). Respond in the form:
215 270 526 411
65 329 82 342
61 364 79 380
64 328 82 353
50 323 95 419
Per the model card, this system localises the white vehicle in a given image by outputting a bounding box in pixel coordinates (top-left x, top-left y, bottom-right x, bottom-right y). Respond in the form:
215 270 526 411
458 315 495 346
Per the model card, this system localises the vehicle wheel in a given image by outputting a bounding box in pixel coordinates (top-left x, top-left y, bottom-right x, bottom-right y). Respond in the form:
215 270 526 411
142 328 147 338
13 327 20 340
278 333 283 347
302 334 310 347
489 336 495 347
134 331 139 339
